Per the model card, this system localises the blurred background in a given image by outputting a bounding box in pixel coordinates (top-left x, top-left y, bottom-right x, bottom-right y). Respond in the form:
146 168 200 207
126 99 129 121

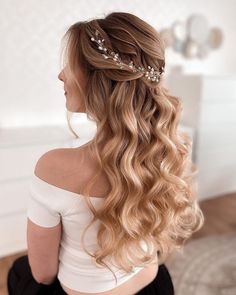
0 0 236 294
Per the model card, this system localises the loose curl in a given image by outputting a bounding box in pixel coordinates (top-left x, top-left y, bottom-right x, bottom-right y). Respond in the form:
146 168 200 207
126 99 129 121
60 11 204 284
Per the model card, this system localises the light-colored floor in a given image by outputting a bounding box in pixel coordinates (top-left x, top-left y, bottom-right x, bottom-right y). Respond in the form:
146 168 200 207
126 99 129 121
190 192 236 240
1 192 236 295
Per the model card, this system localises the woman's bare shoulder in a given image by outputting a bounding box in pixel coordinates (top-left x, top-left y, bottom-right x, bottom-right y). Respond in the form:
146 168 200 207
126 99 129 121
34 147 87 183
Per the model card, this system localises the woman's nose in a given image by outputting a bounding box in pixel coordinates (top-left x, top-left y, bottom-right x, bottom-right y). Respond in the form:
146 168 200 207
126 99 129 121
58 70 64 81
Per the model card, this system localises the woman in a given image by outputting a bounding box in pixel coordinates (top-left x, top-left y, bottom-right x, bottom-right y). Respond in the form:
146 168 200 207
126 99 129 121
7 11 204 295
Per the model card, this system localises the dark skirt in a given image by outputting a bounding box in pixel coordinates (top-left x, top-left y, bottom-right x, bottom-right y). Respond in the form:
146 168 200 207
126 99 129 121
7 255 174 295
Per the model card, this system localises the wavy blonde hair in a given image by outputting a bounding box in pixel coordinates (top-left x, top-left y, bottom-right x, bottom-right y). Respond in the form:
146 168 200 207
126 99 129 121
60 11 204 283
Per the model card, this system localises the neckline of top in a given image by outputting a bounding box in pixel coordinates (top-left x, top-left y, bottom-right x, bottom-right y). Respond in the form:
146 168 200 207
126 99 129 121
32 173 105 201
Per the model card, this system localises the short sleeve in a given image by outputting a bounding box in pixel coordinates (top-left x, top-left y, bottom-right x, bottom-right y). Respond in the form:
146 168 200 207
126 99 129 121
26 176 61 227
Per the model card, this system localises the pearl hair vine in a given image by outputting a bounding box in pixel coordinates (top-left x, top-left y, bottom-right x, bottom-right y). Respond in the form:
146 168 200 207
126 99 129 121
90 29 165 83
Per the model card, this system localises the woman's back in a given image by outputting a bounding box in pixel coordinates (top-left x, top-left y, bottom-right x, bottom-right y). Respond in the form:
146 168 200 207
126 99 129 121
31 144 159 295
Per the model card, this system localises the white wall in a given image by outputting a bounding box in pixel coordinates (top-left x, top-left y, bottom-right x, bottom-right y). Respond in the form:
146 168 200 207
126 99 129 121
0 0 235 128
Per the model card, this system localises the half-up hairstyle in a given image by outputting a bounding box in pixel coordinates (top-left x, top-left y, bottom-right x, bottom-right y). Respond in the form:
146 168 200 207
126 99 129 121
60 11 204 283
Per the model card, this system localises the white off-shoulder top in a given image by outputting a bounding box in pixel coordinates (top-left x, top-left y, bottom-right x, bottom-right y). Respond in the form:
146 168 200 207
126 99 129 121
26 173 147 293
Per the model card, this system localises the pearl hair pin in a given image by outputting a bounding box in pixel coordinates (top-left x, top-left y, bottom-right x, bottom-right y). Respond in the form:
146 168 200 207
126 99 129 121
90 29 164 83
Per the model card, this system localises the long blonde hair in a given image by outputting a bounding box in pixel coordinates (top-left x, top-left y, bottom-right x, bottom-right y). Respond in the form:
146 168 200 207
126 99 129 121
60 11 204 283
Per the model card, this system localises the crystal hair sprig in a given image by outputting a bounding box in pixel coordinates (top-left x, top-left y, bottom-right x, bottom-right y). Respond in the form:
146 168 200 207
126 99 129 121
90 29 164 83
